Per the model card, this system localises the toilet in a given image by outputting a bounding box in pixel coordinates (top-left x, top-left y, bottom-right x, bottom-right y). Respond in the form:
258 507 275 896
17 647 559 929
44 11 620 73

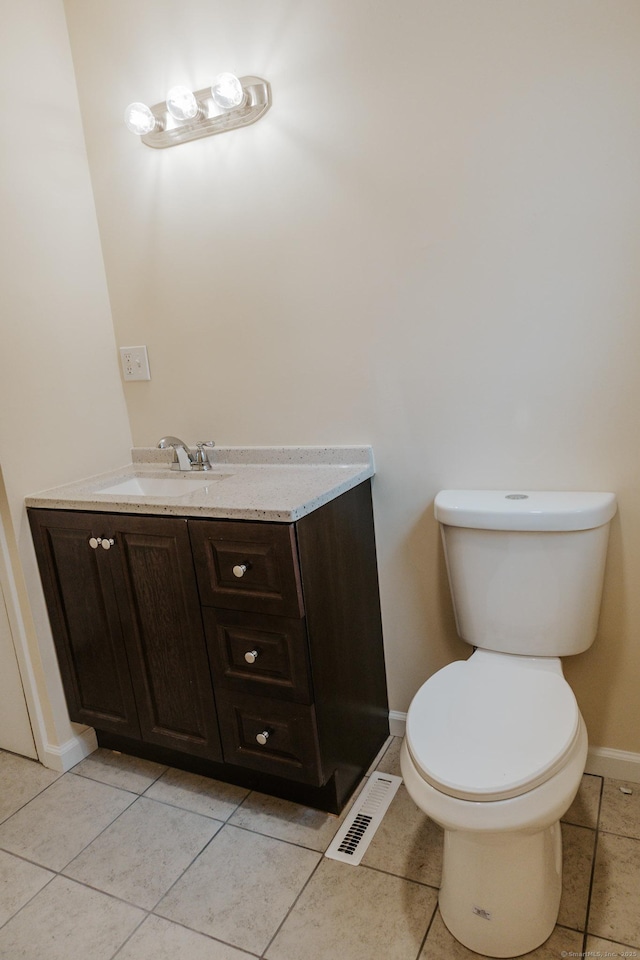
401 489 617 959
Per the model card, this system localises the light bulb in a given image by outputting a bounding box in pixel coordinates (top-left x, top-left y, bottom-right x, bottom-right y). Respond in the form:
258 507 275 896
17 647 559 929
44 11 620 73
124 102 158 135
166 85 200 121
210 73 245 110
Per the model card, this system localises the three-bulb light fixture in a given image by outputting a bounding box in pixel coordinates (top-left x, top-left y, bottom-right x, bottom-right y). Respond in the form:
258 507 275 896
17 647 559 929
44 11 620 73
124 72 271 149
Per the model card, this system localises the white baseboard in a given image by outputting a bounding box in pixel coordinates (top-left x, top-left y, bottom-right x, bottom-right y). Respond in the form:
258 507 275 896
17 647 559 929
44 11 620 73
389 710 407 738
39 726 98 773
388 712 640 784
585 746 640 784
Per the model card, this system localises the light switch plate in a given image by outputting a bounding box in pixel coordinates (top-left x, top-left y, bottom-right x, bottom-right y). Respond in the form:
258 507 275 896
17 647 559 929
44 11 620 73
120 345 151 381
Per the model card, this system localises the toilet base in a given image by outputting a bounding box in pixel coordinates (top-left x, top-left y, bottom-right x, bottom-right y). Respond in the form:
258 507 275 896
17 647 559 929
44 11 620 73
438 821 561 958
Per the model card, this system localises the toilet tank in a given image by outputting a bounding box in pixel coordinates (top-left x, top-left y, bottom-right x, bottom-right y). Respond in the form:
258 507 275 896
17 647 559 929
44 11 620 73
434 490 617 657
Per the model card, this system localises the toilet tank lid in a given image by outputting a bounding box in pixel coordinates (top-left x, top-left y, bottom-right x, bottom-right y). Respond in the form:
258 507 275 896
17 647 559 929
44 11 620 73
434 490 617 531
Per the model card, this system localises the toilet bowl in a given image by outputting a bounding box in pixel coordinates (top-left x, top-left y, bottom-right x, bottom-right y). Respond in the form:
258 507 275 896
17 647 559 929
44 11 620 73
402 651 587 957
403 489 616 958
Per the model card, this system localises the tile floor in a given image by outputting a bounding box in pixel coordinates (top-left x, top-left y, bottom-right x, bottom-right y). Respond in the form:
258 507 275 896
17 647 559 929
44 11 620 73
0 738 639 959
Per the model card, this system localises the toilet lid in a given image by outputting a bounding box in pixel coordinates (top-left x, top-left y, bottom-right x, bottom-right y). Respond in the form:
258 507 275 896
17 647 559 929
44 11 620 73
406 655 580 802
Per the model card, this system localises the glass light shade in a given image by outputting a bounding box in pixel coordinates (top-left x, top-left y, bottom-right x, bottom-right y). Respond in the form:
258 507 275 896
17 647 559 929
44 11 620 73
166 85 200 121
124 102 157 135
210 73 245 110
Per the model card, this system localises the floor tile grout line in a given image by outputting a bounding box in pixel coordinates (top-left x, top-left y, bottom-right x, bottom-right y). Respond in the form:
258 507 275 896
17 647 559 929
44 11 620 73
72 769 164 796
340 857 441 892
75 767 254 822
259 853 325 958
66 768 140 793
107 787 236 825
415 897 440 959
220 818 338 855
0 869 58 933
127 913 264 960
233 786 260 814
51 779 141 872
100 752 169 791
76 759 257 823
596 826 640 841
0 868 152 937
581 773 604 955
0 769 64 827
53 873 157 913
259 858 440 959
107 909 150 960
149 821 226 917
137 764 249 804
0 843 57 874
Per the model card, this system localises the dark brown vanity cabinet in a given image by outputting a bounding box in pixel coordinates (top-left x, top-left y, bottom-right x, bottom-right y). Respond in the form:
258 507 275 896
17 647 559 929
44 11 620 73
28 481 389 813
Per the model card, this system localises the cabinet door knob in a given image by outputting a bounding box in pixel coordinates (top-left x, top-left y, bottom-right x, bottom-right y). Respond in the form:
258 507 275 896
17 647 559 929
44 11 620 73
233 563 248 578
255 730 270 745
244 649 259 664
101 538 115 551
88 537 100 549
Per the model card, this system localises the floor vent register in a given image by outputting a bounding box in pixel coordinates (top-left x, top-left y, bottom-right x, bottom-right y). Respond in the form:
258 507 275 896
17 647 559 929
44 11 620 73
325 771 403 866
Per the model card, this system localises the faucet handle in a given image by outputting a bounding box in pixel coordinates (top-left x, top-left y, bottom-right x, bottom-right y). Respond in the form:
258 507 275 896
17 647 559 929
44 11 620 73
194 441 215 470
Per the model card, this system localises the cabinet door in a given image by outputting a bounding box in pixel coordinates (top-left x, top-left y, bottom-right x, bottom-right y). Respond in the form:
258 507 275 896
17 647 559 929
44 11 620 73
109 515 223 761
28 510 141 738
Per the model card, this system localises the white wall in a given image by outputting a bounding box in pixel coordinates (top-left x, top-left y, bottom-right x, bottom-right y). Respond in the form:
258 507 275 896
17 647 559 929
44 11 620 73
0 568 36 759
0 0 132 765
64 0 640 754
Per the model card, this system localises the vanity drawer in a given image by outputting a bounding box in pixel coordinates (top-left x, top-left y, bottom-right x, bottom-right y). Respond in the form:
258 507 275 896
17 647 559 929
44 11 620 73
189 519 304 617
216 690 323 785
204 609 312 703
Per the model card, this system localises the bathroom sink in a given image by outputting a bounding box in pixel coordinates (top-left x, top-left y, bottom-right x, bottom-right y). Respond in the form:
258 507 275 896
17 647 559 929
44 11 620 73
99 475 228 497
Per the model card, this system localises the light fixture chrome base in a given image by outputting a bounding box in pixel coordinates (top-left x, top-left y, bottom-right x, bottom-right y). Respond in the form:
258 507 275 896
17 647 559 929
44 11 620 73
141 76 271 149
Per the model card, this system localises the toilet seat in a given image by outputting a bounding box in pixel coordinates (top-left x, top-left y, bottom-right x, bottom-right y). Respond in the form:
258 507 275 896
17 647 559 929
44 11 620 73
405 653 580 802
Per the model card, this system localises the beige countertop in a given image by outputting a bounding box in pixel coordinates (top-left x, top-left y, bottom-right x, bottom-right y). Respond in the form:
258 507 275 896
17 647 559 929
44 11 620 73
25 446 375 522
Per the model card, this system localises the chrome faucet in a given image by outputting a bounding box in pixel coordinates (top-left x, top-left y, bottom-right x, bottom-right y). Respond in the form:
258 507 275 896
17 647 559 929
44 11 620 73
157 437 215 471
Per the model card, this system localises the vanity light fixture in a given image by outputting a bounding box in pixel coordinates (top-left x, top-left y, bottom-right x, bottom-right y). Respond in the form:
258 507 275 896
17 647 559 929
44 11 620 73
124 72 271 149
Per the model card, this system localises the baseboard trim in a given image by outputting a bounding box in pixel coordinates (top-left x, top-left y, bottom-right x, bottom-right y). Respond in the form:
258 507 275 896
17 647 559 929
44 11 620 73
388 712 640 784
585 746 640 784
389 710 407 738
40 726 98 773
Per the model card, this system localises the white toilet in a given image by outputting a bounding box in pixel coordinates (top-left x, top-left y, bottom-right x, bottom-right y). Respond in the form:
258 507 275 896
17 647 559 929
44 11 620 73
401 489 617 959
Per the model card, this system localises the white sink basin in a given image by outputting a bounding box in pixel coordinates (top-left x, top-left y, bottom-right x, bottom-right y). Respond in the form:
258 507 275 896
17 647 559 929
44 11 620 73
99 475 229 497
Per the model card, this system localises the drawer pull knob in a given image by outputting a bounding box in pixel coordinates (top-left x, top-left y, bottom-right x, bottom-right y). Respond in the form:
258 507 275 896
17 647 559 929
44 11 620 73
256 730 270 745
233 563 248 578
244 649 259 664
89 537 115 550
